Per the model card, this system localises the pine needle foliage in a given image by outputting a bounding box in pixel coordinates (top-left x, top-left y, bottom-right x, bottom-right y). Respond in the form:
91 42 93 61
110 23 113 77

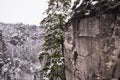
72 0 120 19
39 0 71 80
39 0 120 80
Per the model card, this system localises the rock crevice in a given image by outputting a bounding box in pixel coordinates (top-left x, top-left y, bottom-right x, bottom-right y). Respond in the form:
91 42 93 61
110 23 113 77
64 14 120 80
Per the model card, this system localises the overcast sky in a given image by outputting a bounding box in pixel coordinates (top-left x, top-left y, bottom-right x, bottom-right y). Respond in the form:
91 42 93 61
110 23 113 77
0 0 48 25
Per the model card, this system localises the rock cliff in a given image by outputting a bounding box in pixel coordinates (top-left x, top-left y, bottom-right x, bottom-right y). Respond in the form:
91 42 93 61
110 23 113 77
64 13 120 80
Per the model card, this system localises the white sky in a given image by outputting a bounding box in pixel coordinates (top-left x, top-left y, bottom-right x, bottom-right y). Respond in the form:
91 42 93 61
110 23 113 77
0 0 48 25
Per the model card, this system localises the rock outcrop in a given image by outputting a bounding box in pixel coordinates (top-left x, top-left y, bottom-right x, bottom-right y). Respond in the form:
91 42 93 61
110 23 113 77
64 13 120 80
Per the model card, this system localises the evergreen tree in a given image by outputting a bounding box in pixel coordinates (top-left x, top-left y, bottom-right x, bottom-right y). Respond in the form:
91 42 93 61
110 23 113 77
39 0 71 80
72 0 120 18
39 0 120 80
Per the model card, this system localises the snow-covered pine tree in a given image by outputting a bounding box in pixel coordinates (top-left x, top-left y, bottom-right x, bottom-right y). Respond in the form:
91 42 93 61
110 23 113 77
39 0 71 80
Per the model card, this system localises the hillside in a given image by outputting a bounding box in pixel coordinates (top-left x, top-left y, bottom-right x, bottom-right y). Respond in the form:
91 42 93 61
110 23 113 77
0 22 44 80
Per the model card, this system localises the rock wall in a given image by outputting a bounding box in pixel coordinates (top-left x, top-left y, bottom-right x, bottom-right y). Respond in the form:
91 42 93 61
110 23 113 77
64 14 120 80
0 22 44 80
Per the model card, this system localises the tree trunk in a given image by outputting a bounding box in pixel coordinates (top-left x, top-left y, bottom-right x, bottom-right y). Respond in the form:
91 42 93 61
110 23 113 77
64 13 120 80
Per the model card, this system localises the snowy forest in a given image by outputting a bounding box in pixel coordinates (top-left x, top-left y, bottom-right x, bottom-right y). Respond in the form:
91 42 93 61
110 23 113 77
0 0 120 80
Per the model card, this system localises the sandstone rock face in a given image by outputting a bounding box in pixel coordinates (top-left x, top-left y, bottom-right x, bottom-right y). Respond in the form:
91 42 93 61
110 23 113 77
64 14 120 80
0 22 44 80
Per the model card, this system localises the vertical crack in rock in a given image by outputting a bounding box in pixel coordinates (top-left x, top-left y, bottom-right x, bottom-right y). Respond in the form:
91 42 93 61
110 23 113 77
73 51 78 65
64 13 120 80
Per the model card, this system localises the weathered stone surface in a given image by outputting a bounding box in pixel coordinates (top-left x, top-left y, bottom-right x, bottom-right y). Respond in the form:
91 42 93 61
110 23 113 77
79 17 99 37
64 14 120 80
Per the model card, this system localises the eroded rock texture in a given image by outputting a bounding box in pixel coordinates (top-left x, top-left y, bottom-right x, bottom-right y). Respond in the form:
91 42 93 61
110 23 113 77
64 14 120 80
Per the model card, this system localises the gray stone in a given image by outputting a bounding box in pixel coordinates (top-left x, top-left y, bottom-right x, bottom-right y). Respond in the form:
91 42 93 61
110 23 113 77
64 14 120 80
